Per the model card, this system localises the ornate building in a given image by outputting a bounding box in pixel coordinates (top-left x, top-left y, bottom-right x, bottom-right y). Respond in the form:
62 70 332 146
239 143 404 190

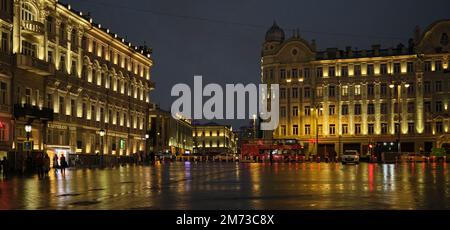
261 21 450 158
0 0 154 164
193 122 237 155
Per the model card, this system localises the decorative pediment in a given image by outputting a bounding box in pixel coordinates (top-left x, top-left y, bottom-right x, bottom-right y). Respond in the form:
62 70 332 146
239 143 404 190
417 20 450 54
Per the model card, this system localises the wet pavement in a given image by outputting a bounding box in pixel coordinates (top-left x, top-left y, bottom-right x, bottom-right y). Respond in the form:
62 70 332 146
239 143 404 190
0 162 449 210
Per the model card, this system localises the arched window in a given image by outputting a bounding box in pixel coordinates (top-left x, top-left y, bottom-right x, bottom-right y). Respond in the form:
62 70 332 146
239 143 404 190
21 3 36 21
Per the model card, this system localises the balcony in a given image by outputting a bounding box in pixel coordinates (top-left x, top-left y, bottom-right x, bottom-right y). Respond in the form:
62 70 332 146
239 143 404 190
15 54 53 75
13 104 53 121
21 20 45 35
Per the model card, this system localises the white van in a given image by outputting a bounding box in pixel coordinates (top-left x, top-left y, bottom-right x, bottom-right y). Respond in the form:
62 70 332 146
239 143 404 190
341 150 360 164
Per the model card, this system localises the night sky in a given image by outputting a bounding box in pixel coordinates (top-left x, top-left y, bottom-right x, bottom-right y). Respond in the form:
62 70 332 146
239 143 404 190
66 0 450 128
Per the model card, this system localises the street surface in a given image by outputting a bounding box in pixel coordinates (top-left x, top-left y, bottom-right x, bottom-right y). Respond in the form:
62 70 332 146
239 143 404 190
0 162 449 209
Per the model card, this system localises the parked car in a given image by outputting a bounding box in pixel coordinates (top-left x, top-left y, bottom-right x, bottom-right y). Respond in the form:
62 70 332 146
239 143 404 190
341 150 360 164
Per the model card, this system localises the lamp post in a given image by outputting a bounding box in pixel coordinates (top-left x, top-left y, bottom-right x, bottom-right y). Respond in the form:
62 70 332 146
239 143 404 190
389 82 409 156
311 104 323 159
99 128 105 166
25 124 32 157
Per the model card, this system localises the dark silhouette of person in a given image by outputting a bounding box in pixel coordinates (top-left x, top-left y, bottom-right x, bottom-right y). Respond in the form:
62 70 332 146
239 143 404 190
60 155 68 175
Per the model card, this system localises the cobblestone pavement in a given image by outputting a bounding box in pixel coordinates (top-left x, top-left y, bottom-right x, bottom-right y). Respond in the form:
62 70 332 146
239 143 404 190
0 162 449 209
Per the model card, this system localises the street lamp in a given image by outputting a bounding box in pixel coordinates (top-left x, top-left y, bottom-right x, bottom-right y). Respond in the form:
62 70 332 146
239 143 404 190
389 82 410 156
25 124 32 155
311 104 323 159
99 129 105 167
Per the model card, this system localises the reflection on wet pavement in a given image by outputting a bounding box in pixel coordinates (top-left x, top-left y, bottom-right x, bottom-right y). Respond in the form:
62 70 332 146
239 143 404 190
0 162 449 210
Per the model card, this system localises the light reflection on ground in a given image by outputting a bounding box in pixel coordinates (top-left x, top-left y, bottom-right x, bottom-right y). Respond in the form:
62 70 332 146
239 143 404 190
0 162 449 210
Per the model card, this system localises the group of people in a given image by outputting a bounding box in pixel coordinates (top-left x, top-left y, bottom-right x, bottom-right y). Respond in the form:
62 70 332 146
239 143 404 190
53 154 68 175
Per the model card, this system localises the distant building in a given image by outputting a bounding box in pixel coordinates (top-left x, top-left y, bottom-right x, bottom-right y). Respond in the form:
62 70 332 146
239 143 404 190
261 20 450 158
193 122 237 155
149 107 193 155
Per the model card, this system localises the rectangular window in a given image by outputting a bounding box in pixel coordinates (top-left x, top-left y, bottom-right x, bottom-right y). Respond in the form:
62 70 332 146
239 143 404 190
59 96 64 114
60 54 66 72
316 67 323 77
367 84 374 96
1 32 8 52
380 63 387 74
304 68 310 78
354 65 361 76
407 62 414 73
0 82 6 105
393 63 401 74
381 103 388 114
354 104 361 115
436 122 443 133
305 125 311 135
280 88 286 99
341 66 348 77
71 60 77 76
293 125 298 135
435 61 442 71
316 87 323 97
354 85 361 96
436 101 443 112
292 106 298 117
380 83 387 96
341 105 348 115
408 123 415 134
318 125 323 135
46 94 52 108
280 106 286 117
91 105 96 121
292 87 298 99
367 103 375 114
328 66 335 77
281 125 286 136
424 81 431 94
368 124 374 135
280 69 286 79
304 106 311 116
304 87 311 98
292 69 298 79
25 88 32 105
342 124 348 134
355 124 361 135
82 102 87 118
328 86 335 97
424 61 431 72
70 99 76 116
329 124 335 135
22 40 36 57
328 105 335 115
367 64 374 75
381 123 388 134
435 81 442 92
342 85 348 96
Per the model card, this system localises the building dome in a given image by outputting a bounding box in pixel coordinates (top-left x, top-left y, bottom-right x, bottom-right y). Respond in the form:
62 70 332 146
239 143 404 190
265 21 285 42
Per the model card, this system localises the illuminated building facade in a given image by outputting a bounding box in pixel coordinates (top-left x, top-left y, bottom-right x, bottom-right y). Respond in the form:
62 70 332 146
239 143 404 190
0 0 154 163
262 21 450 157
149 107 193 155
193 122 237 155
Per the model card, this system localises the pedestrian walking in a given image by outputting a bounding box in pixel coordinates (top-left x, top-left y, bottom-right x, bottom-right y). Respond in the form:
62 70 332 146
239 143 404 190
1 157 8 179
53 154 59 174
60 155 67 175
44 154 50 177
36 153 44 179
